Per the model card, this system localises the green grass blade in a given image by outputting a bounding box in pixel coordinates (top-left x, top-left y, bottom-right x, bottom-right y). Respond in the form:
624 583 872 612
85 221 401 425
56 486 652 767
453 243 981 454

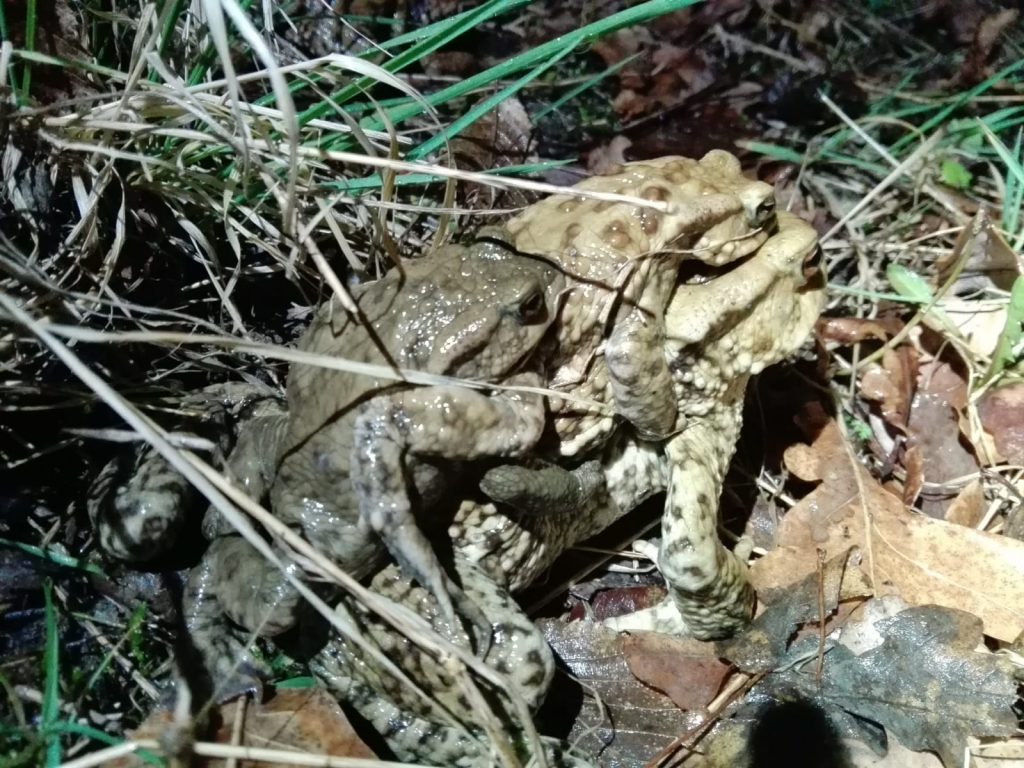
891 59 1024 153
19 0 36 101
0 537 106 576
409 42 576 160
366 0 701 141
738 140 807 164
41 580 61 768
46 722 165 766
533 54 639 123
285 0 528 121
984 275 1024 383
379 0 530 50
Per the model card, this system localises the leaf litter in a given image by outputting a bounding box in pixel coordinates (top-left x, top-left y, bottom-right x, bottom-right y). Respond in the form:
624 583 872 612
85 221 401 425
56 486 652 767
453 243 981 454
7 1 1024 766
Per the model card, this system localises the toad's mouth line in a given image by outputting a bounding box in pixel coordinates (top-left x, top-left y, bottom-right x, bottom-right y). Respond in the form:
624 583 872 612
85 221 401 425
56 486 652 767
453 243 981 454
675 251 753 286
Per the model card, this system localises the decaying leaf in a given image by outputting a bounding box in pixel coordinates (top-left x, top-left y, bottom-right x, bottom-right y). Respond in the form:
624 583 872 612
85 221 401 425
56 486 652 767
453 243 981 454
936 209 1023 292
860 347 917 429
708 596 1016 768
908 359 978 518
978 382 1024 465
720 606 1015 768
540 620 695 766
816 316 897 345
115 687 376 767
802 605 1017 766
725 548 866 672
622 632 731 711
757 420 1024 641
944 477 986 527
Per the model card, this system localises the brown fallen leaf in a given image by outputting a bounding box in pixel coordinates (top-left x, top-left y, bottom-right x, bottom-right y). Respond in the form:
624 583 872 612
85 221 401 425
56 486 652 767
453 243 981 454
622 632 730 711
908 359 977 518
861 346 917 429
540 620 694 767
902 441 924 508
937 209 1023 292
944 478 986 528
115 687 376 767
756 420 1024 642
978 383 1024 465
817 316 895 345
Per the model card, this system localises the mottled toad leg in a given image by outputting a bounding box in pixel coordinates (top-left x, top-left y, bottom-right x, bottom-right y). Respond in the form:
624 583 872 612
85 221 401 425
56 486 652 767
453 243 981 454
604 395 755 639
183 413 308 696
350 380 547 635
312 558 594 768
459 435 668 593
88 383 279 561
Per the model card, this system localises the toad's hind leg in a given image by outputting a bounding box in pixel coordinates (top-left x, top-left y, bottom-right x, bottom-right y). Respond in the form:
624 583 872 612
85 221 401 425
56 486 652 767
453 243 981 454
184 412 309 695
312 558 593 767
604 401 755 639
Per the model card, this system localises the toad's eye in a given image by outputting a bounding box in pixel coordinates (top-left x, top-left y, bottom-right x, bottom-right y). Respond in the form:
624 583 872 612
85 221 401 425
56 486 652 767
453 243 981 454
513 288 548 324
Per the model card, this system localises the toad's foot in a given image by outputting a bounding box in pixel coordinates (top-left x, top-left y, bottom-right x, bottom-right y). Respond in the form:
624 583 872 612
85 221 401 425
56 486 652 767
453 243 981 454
350 379 547 645
603 537 755 638
480 459 604 516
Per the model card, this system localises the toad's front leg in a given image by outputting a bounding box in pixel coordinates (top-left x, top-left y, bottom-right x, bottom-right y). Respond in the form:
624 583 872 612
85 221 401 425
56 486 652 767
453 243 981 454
604 398 755 639
350 378 547 633
603 258 679 441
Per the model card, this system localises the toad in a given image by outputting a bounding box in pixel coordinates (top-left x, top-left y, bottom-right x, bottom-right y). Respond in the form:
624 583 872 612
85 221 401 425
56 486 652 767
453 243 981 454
178 238 565 679
310 210 826 766
504 150 779 456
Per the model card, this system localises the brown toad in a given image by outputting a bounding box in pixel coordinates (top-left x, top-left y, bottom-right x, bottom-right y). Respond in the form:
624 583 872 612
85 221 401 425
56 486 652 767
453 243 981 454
465 211 826 634
505 150 779 455
181 238 565 679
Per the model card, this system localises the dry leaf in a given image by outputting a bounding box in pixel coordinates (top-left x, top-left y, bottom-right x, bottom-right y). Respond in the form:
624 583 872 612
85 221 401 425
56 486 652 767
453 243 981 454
938 298 1008 358
817 316 894 344
861 347 916 428
902 442 924 507
944 478 986 527
541 620 693 767
754 421 1024 641
908 359 977 518
782 441 823 482
622 632 730 711
977 383 1024 465
116 688 376 767
937 209 1023 292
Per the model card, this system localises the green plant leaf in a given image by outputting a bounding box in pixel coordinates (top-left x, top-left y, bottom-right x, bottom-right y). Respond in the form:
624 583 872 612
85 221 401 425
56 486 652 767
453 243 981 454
939 158 972 189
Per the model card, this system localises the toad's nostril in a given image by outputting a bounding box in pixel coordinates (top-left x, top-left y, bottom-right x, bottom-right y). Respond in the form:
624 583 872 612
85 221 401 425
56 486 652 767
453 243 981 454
746 196 776 229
